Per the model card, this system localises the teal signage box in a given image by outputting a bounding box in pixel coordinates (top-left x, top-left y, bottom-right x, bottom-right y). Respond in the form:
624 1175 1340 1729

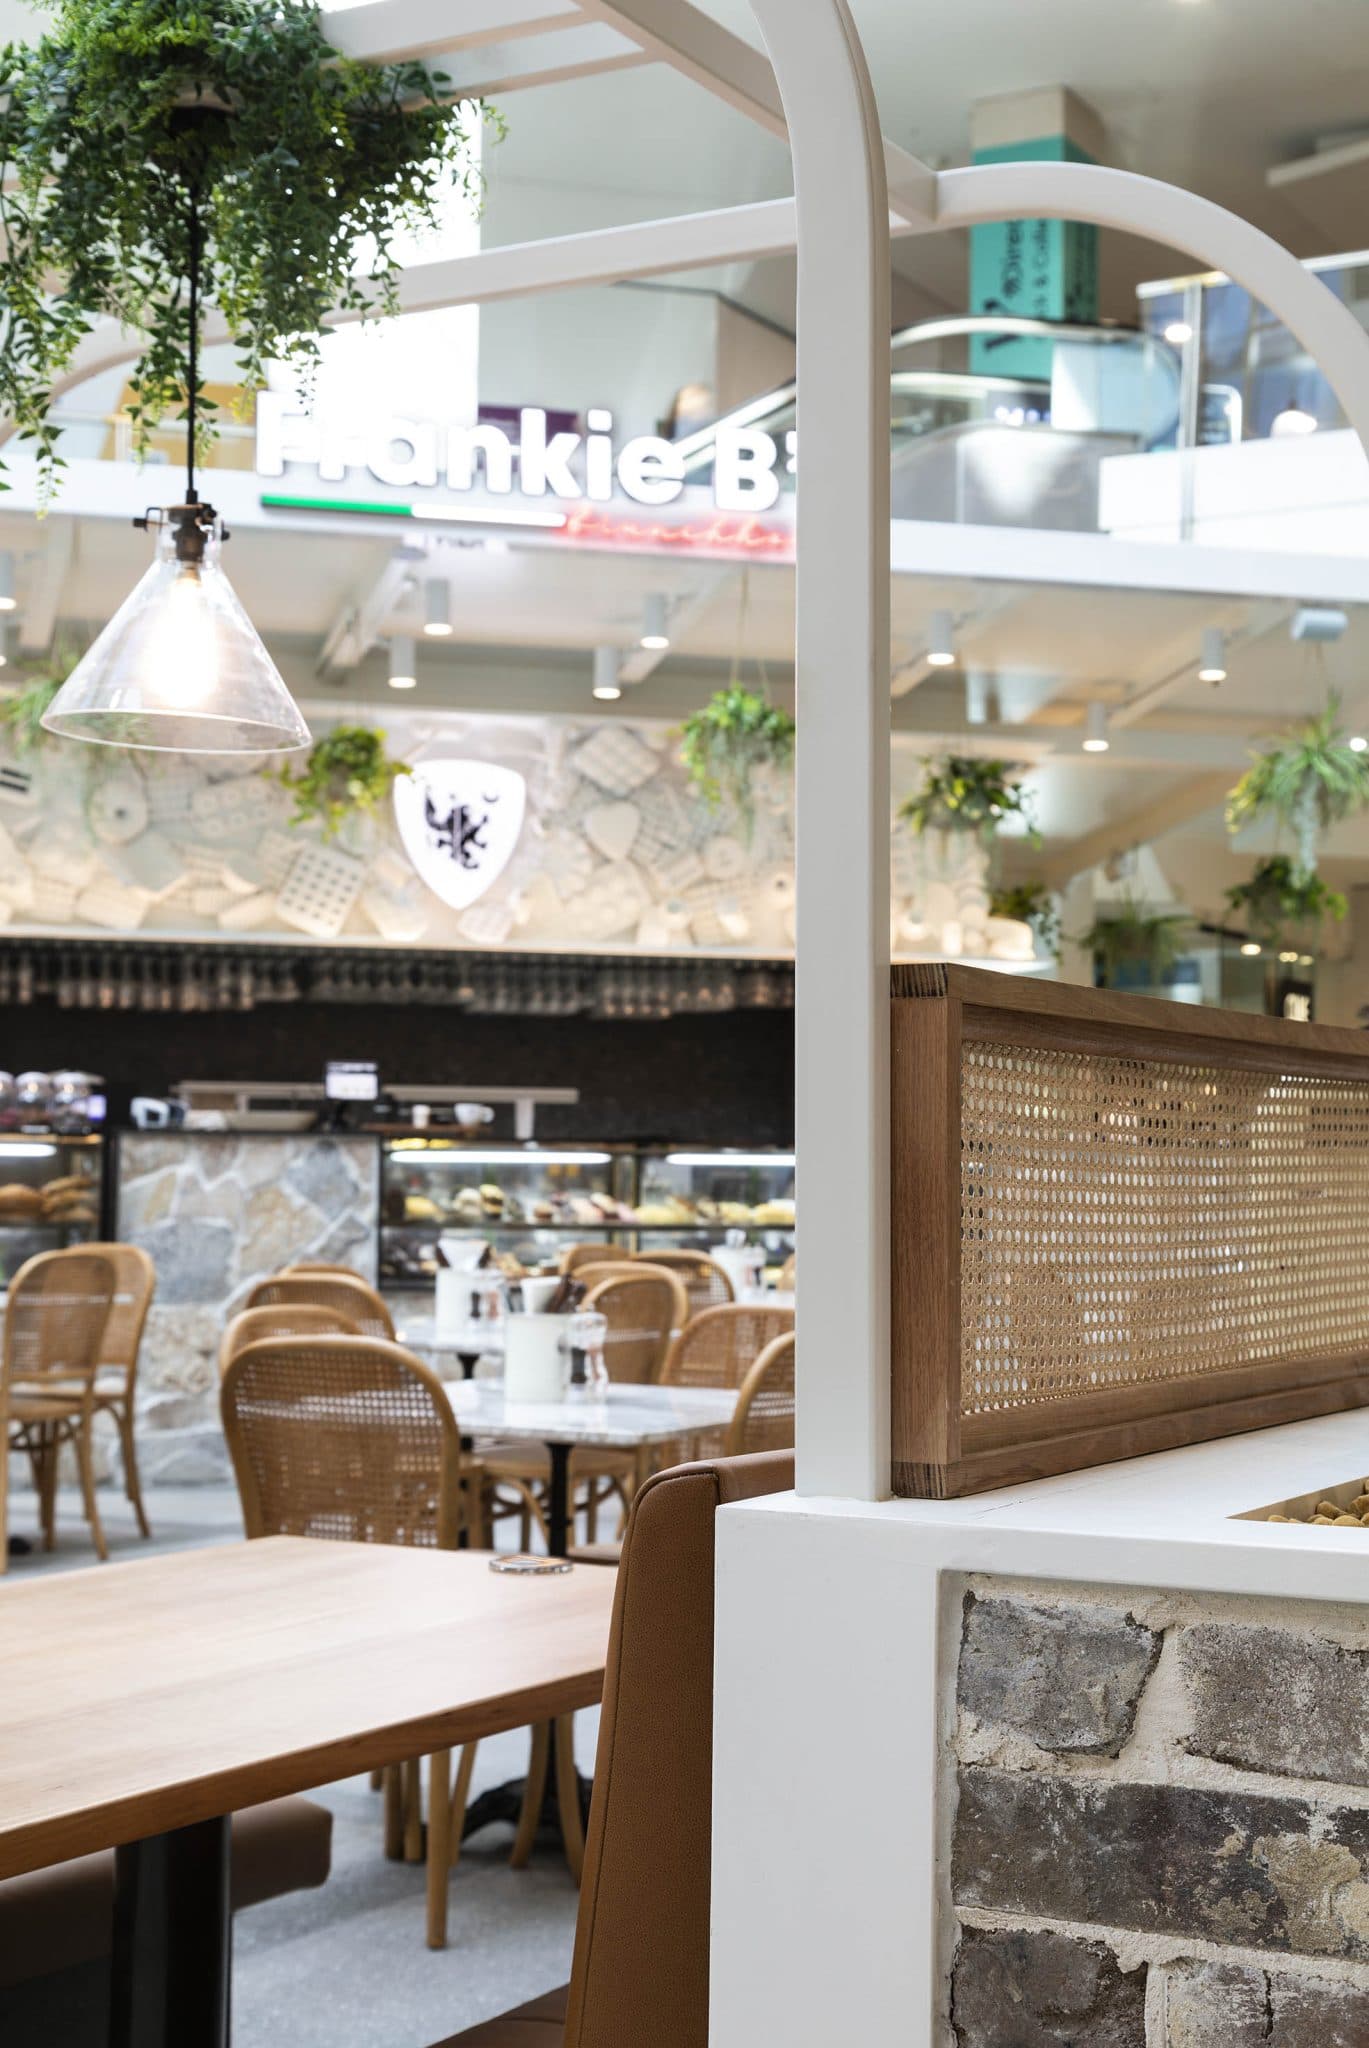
969 137 1098 382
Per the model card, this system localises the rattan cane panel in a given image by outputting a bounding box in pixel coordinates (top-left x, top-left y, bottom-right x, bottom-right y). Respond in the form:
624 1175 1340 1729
960 1042 1369 1418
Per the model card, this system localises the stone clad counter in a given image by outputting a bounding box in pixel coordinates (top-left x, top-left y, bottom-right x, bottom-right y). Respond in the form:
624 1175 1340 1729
710 1410 1369 2048
114 1131 379 1481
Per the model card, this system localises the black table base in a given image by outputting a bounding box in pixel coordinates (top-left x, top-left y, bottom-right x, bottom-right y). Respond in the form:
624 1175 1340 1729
109 1815 231 2048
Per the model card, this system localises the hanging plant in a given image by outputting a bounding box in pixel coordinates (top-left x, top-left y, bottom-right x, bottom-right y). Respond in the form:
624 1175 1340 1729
678 687 795 830
1224 695 1369 881
899 756 1040 845
276 726 409 837
0 0 494 495
1078 900 1191 987
1224 854 1346 943
990 881 1061 959
0 645 85 754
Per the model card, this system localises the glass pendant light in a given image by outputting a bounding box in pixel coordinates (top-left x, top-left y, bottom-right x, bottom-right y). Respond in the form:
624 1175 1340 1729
41 161 310 756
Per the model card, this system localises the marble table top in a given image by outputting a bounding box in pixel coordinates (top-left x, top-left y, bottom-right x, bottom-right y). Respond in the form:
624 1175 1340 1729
444 1380 737 1449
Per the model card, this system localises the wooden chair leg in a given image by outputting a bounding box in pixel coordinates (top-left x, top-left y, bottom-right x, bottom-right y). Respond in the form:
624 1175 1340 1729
510 1722 551 1870
403 1757 424 1863
0 1418 8 1575
448 1743 479 1869
76 1417 108 1563
426 1748 452 1950
369 1768 383 1792
585 1479 599 1543
115 1400 151 1539
39 1427 58 1552
383 1763 404 1860
554 1715 585 1887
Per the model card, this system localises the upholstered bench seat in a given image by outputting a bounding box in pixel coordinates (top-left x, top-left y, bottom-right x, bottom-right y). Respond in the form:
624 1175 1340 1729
0 1796 333 1990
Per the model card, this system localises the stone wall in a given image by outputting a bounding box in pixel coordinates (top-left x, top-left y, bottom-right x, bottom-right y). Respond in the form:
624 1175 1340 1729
947 1576 1369 2044
111 1131 378 1482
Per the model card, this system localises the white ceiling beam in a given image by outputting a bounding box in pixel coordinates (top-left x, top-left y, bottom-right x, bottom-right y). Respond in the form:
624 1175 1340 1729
571 0 935 224
317 549 420 674
17 516 74 656
447 24 648 96
1038 772 1234 889
324 0 581 66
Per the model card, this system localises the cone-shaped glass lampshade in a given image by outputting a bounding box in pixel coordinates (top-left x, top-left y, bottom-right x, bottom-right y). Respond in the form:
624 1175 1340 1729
42 513 311 754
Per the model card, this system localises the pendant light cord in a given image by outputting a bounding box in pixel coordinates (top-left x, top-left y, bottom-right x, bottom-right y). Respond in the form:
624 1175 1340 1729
186 180 202 506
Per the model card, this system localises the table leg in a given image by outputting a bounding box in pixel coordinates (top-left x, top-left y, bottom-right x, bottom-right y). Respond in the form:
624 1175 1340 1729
546 1441 572 1560
109 1814 231 2048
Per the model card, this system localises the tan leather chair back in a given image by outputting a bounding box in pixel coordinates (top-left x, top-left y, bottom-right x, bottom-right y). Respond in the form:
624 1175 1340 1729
219 1304 362 1380
564 1450 794 2048
245 1271 395 1341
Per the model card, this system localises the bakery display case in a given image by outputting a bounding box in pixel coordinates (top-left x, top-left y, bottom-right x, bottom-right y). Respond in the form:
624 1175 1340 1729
0 1132 105 1284
377 1139 796 1287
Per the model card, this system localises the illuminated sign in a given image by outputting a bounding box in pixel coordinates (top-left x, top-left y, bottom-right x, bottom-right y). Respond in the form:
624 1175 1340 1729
394 760 527 912
257 396 795 518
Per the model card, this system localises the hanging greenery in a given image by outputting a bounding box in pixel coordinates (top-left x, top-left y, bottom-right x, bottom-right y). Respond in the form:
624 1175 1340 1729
989 881 1061 959
0 646 84 754
1224 854 1347 943
276 726 409 837
898 756 1039 845
678 687 795 829
0 0 493 495
1078 900 1191 987
1224 695 1369 882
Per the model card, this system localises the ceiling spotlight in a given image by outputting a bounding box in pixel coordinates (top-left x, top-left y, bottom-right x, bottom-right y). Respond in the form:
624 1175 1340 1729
1198 628 1227 685
926 608 956 668
640 592 670 652
1271 406 1318 437
1162 320 1193 346
0 552 14 613
1351 735 1369 754
592 646 622 701
964 672 991 726
1240 941 1262 957
1291 607 1348 643
0 621 8 671
389 635 417 690
1082 702 1110 753
423 579 453 638
1279 950 1299 964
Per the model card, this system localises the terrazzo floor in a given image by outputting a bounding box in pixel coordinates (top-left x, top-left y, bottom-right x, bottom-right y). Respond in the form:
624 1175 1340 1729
3 1484 598 2048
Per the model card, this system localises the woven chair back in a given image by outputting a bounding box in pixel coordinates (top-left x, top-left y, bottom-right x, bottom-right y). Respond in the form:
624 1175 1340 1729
245 1271 395 1341
4 1249 117 1394
637 1248 735 1317
583 1265 689 1384
221 1335 464 1549
662 1302 796 1392
79 1243 156 1381
219 1304 362 1380
726 1331 796 1455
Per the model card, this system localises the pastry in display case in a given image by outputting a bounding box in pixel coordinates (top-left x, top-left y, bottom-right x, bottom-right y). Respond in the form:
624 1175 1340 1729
380 1142 638 1283
633 1149 796 1249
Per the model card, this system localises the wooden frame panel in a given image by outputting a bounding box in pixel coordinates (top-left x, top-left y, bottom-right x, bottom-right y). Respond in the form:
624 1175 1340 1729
891 965 1369 1498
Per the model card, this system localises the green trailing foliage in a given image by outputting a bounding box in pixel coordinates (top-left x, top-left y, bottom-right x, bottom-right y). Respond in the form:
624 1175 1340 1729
275 725 409 837
0 645 84 754
1224 694 1369 882
898 756 1039 845
678 687 795 830
1224 854 1346 944
989 880 1061 959
1077 899 1192 987
0 0 494 495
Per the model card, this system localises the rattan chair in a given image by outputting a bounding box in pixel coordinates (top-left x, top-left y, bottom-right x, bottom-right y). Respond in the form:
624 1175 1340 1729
285 1261 368 1277
218 1303 363 1380
79 1243 156 1541
220 1334 478 1949
245 1270 395 1341
658 1300 796 1465
777 1251 797 1291
725 1331 796 1455
636 1247 735 1316
4 1248 118 1565
559 1241 627 1277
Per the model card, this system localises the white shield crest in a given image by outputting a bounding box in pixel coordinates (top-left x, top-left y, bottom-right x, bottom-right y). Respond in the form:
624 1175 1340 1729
393 760 527 912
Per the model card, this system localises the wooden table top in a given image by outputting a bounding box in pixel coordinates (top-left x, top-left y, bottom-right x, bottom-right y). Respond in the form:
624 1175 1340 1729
0 1537 617 1880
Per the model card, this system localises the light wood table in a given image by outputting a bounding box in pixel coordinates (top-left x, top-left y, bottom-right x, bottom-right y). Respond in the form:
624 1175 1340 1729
0 1537 617 2047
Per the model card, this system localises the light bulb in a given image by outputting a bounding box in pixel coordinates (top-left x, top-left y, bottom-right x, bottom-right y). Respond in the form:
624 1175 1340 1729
389 635 417 690
423 579 453 637
640 592 670 651
1198 628 1227 685
593 646 622 701
926 608 956 668
1082 702 1110 753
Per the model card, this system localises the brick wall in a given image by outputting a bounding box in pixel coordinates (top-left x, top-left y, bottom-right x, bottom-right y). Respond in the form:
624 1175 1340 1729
948 1576 1369 2044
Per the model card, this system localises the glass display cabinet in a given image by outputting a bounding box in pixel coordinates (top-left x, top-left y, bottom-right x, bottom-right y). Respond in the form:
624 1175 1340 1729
0 1132 105 1284
632 1149 796 1255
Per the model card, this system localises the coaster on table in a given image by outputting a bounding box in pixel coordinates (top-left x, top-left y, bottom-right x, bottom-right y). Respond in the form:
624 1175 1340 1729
276 843 366 939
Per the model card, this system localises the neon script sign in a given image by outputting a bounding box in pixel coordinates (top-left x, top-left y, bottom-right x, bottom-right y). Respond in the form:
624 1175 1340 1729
256 396 795 516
